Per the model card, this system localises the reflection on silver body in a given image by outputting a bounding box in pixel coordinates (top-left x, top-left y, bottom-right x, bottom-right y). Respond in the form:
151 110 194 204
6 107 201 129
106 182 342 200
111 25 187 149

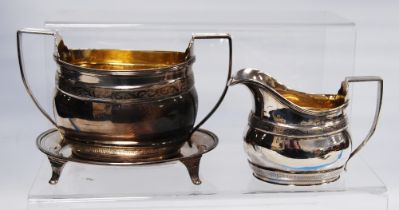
17 29 232 161
17 28 232 185
231 68 383 185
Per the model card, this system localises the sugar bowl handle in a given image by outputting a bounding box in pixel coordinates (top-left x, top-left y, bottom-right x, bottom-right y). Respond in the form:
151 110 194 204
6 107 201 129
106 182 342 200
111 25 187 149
188 34 233 135
344 76 383 166
17 28 58 127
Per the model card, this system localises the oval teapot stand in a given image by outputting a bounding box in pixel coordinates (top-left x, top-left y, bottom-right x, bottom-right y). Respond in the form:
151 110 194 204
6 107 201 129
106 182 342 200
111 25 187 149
36 128 218 185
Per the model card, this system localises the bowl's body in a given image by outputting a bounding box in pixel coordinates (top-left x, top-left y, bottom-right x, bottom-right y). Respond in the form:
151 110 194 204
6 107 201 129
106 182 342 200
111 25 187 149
53 49 198 161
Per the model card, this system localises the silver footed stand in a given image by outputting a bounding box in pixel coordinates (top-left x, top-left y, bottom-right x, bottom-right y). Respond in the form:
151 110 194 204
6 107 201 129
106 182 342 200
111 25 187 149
37 129 217 185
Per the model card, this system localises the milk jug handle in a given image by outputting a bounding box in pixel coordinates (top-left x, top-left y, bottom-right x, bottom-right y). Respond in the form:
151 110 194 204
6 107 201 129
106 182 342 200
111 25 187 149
345 76 383 166
189 34 233 135
17 28 58 127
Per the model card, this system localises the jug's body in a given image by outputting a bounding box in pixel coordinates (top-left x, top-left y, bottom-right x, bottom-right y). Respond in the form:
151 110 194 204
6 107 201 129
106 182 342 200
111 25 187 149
231 68 382 185
245 102 351 185
17 29 232 162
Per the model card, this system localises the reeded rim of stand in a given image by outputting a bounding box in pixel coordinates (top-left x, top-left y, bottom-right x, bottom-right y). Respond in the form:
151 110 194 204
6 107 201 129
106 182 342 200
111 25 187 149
36 128 218 166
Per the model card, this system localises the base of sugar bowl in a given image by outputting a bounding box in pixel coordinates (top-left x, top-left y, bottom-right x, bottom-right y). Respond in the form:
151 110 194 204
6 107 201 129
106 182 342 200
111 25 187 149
36 128 218 185
249 161 344 186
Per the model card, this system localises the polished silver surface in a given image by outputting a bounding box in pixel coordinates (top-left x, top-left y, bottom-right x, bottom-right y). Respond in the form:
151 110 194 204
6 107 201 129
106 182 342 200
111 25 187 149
230 68 383 185
17 28 59 127
17 28 232 163
249 161 343 186
37 128 218 185
341 76 383 164
188 34 233 135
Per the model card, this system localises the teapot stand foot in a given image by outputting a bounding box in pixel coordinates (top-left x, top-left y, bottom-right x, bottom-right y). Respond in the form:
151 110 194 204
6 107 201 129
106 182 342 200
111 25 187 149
180 155 202 185
47 157 67 185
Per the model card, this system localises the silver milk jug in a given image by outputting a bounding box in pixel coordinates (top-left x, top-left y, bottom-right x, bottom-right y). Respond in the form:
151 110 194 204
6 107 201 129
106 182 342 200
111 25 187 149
230 68 383 185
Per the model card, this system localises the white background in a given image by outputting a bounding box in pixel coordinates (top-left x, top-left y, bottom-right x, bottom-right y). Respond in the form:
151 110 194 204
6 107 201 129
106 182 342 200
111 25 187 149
0 0 398 209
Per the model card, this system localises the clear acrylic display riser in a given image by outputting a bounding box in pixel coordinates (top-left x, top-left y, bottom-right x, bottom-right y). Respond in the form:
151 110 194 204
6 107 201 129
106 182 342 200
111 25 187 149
25 13 387 210
28 141 387 210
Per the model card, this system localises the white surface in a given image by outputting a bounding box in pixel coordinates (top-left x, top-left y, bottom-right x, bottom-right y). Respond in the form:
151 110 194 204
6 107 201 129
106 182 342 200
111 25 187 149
1 0 399 209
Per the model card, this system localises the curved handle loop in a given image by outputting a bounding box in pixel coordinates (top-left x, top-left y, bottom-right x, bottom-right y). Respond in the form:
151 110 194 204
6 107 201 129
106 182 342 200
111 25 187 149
17 28 58 127
189 33 232 135
345 76 383 167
